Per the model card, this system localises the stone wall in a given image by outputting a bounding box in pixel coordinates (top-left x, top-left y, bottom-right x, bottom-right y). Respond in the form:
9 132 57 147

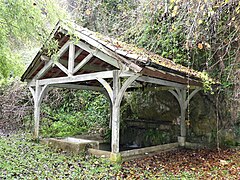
121 90 219 147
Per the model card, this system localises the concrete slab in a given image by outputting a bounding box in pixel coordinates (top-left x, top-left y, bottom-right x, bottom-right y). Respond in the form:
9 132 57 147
42 137 99 154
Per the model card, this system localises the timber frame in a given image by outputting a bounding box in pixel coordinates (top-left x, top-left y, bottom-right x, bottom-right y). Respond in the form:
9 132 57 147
21 21 205 155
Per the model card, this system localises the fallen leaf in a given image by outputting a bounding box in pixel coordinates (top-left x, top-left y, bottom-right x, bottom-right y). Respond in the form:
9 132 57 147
198 43 203 49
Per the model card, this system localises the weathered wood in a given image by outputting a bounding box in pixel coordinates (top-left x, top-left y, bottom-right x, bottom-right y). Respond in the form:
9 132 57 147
29 86 36 102
55 62 69 76
32 81 49 139
73 53 93 74
74 49 83 59
60 59 110 72
65 24 142 72
50 83 105 92
68 43 75 75
169 87 200 139
110 71 139 153
184 87 201 108
169 89 181 106
33 80 41 139
58 40 71 56
76 41 121 69
138 76 185 89
32 61 53 81
169 88 187 137
97 78 113 103
29 70 132 86
111 70 120 153
142 67 202 86
38 84 48 104
115 74 140 107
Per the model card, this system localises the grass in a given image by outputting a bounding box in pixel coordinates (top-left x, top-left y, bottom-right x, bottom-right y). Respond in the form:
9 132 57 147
0 133 239 179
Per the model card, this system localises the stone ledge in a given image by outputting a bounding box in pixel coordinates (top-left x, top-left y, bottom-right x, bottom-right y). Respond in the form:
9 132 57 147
41 137 99 154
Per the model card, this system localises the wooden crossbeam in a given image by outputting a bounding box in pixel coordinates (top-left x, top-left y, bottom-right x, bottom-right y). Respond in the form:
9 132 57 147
50 83 105 92
73 53 93 74
68 27 143 72
76 41 120 69
137 76 185 88
31 61 53 81
74 49 83 59
29 70 133 86
30 40 71 82
55 62 69 75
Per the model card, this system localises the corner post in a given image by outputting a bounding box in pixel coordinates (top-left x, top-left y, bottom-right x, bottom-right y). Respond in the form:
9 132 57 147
29 81 49 140
180 89 187 138
111 70 120 153
33 80 41 139
169 87 201 146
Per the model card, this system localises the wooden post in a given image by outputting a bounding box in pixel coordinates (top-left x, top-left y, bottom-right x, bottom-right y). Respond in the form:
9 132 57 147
68 43 75 75
180 89 187 137
29 81 49 140
33 80 41 139
169 88 201 146
111 70 120 153
96 71 139 155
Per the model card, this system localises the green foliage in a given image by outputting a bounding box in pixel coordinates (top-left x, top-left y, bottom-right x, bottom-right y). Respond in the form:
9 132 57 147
71 0 239 133
0 0 67 80
40 89 110 137
0 134 121 179
0 134 239 179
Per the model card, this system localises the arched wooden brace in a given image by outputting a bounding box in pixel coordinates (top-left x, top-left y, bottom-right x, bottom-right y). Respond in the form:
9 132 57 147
29 81 49 139
97 71 140 153
96 78 113 128
169 87 201 141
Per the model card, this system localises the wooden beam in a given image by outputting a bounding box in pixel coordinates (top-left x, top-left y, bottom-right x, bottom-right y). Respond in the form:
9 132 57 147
29 86 36 102
137 76 185 88
31 61 53 81
50 83 105 92
74 49 83 59
76 41 120 69
58 40 70 56
29 70 132 86
55 62 69 76
169 87 200 141
73 53 93 74
115 74 140 107
184 88 201 108
141 67 202 87
38 85 48 104
169 89 181 106
60 59 111 72
97 78 113 103
66 26 142 72
68 43 75 75
111 70 120 153
29 41 71 85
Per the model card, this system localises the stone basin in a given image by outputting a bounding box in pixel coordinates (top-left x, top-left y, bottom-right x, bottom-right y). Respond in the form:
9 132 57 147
44 137 99 154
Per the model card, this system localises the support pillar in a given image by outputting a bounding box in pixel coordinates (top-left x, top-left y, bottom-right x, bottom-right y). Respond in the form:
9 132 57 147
111 70 120 153
169 87 201 146
97 71 139 155
29 81 49 140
